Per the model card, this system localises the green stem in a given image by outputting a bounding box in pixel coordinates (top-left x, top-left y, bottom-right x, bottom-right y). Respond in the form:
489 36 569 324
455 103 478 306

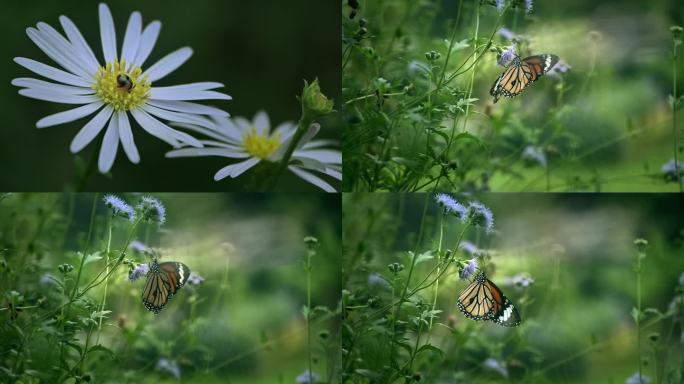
95 214 113 344
306 248 313 378
672 37 681 192
426 214 445 343
267 113 315 191
461 1 480 133
636 254 643 381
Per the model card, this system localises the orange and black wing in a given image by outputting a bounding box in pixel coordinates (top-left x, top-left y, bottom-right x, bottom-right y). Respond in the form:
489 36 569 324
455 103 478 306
457 273 496 321
483 279 521 327
142 261 190 314
490 54 558 103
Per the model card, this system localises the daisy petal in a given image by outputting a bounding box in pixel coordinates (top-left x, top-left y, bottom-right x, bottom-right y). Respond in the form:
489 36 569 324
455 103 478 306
14 57 91 87
117 112 140 163
18 89 100 104
214 157 260 180
253 110 270 135
143 47 192 82
272 123 319 160
171 123 238 144
146 100 229 117
296 123 320 150
36 101 103 128
130 109 179 147
288 166 336 192
12 78 94 95
98 112 120 173
143 104 214 129
70 105 114 153
99 3 117 63
59 16 100 70
166 147 249 159
294 149 342 164
132 21 161 68
120 12 142 64
325 168 342 181
150 89 231 101
292 156 327 172
132 108 204 149
31 24 92 78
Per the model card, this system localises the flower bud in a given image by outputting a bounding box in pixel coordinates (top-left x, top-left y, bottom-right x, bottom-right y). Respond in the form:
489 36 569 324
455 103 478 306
302 79 334 117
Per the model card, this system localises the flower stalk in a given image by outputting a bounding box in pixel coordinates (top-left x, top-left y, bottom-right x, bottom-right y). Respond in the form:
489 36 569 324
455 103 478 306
266 79 333 191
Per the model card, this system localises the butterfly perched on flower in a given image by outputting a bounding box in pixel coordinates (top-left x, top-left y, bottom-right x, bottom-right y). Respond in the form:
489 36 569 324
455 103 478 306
490 54 558 103
142 259 190 314
457 271 521 326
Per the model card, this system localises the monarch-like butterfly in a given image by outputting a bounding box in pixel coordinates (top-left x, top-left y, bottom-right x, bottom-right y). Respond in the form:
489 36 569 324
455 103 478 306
490 54 559 103
142 259 190 314
457 272 521 327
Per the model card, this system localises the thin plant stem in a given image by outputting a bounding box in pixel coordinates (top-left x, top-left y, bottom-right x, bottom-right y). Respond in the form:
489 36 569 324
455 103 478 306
95 214 113 344
461 1 481 133
425 213 445 343
267 113 315 191
306 246 313 379
671 35 681 191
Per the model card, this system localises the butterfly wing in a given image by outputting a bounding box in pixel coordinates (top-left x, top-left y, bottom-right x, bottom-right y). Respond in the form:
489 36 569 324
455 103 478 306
457 273 496 321
142 261 190 314
483 278 521 327
457 273 521 327
490 54 558 103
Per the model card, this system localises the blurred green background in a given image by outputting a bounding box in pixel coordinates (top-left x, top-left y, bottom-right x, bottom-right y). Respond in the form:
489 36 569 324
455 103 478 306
342 0 684 191
0 0 340 191
0 193 341 383
342 193 684 383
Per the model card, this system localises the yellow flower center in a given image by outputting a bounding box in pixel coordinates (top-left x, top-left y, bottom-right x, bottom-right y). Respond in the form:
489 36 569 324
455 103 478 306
92 60 151 111
242 127 281 159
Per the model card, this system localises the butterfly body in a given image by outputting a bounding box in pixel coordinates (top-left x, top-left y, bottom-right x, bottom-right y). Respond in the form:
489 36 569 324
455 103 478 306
457 272 521 327
142 260 190 314
490 54 558 103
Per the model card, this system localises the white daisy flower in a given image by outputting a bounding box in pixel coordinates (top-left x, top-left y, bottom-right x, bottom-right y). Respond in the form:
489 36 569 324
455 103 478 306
165 111 341 192
12 3 231 173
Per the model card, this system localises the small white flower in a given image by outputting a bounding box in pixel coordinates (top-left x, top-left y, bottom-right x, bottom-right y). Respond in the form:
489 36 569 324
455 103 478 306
166 112 341 192
12 3 231 173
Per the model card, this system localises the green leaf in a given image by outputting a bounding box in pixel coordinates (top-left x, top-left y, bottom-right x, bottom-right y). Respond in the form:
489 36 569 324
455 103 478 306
88 344 114 359
445 38 470 52
416 343 446 359
631 307 640 323
413 250 434 265
354 369 382 379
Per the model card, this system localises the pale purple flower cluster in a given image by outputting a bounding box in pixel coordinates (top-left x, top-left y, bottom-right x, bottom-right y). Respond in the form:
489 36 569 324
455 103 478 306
661 159 682 181
497 28 515 41
435 194 467 221
625 372 651 384
495 0 505 14
459 241 480 256
522 146 547 168
187 272 204 286
103 194 135 222
548 59 571 80
156 358 181 379
460 259 478 280
128 263 149 281
525 0 533 14
483 358 508 378
138 196 166 224
467 201 494 233
296 371 320 384
498 46 516 67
